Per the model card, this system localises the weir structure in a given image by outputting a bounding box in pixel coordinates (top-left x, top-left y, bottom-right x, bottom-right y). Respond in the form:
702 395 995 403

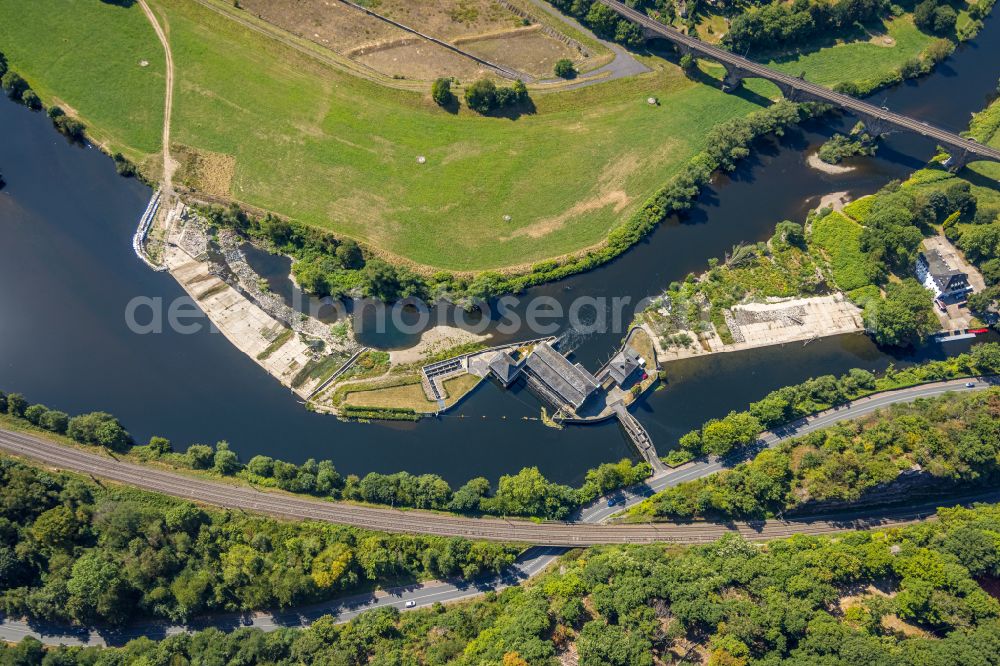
601 0 1000 172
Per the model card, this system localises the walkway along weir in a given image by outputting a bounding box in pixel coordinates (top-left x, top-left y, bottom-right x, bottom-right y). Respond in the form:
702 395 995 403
601 0 1000 172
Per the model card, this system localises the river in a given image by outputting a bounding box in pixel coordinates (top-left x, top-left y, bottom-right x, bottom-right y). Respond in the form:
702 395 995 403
0 16 997 485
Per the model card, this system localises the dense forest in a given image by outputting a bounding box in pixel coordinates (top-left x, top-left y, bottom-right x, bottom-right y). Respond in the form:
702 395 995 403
5 503 1000 665
0 458 519 627
632 386 1000 520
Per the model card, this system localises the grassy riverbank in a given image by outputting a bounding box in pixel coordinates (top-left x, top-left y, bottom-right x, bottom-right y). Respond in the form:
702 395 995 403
0 0 946 273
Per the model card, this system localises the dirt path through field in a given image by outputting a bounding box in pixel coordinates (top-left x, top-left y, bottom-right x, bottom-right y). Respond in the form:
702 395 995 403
139 0 177 193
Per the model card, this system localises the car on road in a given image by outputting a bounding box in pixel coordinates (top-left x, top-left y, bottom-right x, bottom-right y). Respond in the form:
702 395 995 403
607 498 617 507
966 382 976 388
405 601 416 608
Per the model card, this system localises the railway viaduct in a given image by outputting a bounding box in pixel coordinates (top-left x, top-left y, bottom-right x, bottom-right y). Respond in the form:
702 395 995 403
601 0 1000 172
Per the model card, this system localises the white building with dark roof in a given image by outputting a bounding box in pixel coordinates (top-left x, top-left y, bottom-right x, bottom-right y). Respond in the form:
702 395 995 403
917 249 971 299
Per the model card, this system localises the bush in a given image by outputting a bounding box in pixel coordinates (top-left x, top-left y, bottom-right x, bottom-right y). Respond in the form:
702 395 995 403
40 410 69 434
66 412 132 451
112 152 137 178
6 393 27 418
1 70 28 100
932 4 957 33
464 78 497 113
21 89 41 110
186 444 214 469
553 58 575 78
431 77 454 107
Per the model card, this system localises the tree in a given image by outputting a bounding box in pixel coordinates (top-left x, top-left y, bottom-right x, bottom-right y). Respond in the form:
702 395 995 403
38 410 68 434
31 505 81 549
932 4 957 33
6 393 27 418
23 404 48 426
95 419 131 451
586 2 620 38
147 436 172 456
863 279 938 347
335 239 364 269
679 53 696 75
772 220 805 248
431 77 454 107
186 444 214 469
21 89 41 110
311 543 354 589
67 411 130 449
1 71 28 101
66 552 133 624
464 78 497 114
449 477 491 512
213 441 241 475
554 58 576 78
914 0 938 31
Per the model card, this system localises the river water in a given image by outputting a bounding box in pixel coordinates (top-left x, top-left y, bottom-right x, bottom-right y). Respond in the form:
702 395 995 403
1 17 997 485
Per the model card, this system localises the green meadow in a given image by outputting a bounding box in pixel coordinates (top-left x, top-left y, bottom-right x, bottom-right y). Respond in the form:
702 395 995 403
0 0 942 271
0 0 164 158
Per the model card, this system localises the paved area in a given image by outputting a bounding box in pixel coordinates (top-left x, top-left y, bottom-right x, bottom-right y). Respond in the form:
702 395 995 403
526 0 650 89
653 294 864 362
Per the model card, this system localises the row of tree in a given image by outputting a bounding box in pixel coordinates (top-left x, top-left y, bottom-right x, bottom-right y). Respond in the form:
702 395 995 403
8 501 1000 664
0 392 132 451
674 342 1000 458
1 387 651 520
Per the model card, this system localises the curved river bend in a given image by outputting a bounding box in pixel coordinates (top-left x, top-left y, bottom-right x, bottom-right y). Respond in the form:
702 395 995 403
0 16 997 485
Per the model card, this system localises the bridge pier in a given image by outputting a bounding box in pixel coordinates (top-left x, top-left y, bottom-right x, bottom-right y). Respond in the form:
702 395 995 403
942 149 969 173
856 114 893 139
721 64 745 92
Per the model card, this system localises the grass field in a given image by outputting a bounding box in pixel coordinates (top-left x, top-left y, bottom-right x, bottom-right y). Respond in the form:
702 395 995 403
766 17 934 88
810 211 870 291
0 0 164 160
0 0 943 271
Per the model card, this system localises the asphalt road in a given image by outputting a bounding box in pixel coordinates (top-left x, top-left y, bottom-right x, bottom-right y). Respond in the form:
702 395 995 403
0 377 995 646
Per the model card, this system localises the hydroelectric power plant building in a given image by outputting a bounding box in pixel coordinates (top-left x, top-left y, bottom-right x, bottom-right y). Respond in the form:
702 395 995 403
521 341 600 412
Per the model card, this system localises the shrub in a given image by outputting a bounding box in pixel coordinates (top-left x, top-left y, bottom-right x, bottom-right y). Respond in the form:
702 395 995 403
21 89 41 110
431 77 454 106
6 393 27 418
67 412 132 451
23 404 48 426
1 70 28 100
464 78 497 113
40 410 69 434
553 58 575 78
186 444 214 469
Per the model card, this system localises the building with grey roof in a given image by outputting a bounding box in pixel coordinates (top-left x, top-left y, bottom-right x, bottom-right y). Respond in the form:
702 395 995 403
917 249 970 299
523 342 599 411
607 346 645 386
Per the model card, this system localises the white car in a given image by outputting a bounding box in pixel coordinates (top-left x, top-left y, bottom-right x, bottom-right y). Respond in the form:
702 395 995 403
405 600 416 608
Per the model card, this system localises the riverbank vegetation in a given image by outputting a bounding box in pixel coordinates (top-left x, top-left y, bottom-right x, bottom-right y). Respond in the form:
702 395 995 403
0 456 519 627
632 387 1000 521
645 116 997 356
0 390 650 521
668 342 1000 462
818 130 878 164
0 0 963 288
10 502 1000 664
